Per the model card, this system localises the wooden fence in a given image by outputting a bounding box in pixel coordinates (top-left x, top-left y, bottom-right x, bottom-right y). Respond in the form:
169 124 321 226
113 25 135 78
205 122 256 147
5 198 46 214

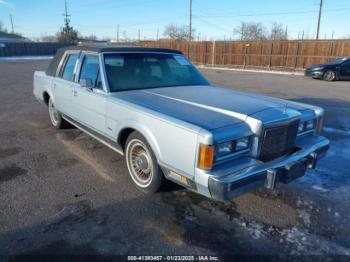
0 42 71 57
113 39 350 71
1 40 349 71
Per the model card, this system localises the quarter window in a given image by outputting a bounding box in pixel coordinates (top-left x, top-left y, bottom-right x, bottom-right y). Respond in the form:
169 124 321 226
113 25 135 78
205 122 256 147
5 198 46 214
79 55 102 89
61 54 79 81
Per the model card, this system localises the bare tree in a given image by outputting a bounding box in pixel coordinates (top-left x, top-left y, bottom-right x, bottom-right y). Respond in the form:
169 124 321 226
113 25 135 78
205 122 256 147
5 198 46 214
38 34 58 42
101 37 112 43
83 34 98 41
163 23 195 41
269 22 288 40
234 22 267 41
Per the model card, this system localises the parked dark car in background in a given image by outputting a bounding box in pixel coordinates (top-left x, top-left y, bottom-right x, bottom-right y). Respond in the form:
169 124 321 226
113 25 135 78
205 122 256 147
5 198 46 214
305 57 350 81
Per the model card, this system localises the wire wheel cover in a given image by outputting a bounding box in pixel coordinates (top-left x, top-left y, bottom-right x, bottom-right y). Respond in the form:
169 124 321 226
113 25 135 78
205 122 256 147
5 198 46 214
127 140 153 187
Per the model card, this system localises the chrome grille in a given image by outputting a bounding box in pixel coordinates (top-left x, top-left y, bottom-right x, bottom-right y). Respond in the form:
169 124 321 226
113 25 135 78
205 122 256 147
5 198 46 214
259 120 299 162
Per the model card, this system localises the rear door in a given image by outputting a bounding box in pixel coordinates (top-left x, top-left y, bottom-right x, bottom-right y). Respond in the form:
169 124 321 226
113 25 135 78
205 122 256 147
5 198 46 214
71 53 107 134
52 52 80 116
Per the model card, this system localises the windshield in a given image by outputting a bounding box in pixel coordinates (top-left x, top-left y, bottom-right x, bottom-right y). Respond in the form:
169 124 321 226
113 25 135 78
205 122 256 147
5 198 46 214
327 57 348 65
104 53 210 92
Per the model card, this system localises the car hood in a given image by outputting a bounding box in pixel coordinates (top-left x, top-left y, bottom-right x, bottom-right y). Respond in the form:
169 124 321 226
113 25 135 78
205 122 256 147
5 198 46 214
308 64 325 69
111 85 304 130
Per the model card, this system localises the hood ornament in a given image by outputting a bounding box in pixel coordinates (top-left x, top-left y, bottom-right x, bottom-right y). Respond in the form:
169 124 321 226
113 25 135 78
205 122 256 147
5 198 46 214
283 103 288 114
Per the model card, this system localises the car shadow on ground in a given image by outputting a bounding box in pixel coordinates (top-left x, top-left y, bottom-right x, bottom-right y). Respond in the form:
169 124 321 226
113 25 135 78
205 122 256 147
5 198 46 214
1 97 350 257
1 184 349 257
0 192 263 257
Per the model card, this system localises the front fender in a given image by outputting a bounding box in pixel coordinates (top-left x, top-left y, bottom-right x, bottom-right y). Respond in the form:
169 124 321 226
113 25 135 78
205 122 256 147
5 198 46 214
116 120 162 160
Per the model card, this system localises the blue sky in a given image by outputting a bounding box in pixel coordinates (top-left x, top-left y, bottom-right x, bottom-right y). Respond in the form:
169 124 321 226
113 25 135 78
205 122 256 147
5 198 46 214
0 0 349 40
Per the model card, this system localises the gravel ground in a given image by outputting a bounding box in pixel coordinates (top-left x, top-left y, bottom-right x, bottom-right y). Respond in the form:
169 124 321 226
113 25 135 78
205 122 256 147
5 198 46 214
0 60 349 260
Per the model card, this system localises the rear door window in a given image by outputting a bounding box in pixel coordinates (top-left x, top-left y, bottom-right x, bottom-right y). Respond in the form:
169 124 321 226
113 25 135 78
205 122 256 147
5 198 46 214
60 54 79 81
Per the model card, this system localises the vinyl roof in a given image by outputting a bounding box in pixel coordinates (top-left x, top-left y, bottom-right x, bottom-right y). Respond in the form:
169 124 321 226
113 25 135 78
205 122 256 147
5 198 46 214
57 44 183 54
46 44 184 76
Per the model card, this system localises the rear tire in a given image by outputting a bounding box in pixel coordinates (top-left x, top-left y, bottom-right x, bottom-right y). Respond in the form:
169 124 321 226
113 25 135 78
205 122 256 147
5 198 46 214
323 70 336 81
48 98 68 129
125 131 164 193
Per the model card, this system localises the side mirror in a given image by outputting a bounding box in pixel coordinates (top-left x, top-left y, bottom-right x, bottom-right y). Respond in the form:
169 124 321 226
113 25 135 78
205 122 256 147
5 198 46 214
80 78 93 91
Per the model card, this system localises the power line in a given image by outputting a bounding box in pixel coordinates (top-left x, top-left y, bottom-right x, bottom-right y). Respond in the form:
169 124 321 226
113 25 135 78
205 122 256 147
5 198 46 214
193 16 232 33
316 0 323 39
118 16 186 29
68 0 161 14
194 7 350 18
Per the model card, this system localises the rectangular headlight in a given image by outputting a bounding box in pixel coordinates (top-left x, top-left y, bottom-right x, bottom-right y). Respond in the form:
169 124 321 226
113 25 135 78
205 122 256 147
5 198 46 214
217 141 234 156
305 120 315 130
235 137 249 151
298 122 305 133
298 119 316 134
217 136 250 158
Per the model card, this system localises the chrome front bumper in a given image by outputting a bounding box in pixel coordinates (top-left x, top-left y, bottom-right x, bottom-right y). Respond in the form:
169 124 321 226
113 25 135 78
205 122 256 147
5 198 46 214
208 135 330 201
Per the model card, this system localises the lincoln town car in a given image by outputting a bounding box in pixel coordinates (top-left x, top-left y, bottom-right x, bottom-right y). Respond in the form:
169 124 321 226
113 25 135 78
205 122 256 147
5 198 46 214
33 45 330 201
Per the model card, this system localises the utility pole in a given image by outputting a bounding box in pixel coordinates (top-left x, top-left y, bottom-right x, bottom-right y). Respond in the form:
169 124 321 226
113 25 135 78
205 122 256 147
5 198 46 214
188 0 192 58
63 0 71 28
189 0 192 42
156 28 159 41
316 0 323 40
117 24 119 42
138 29 140 42
9 14 14 33
285 26 288 39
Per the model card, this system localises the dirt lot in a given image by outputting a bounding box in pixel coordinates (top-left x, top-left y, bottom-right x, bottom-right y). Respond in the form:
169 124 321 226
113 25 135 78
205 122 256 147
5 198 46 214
0 60 350 259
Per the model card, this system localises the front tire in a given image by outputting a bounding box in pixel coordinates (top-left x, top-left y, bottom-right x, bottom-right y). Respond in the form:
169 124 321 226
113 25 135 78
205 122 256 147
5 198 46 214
48 98 67 129
125 132 164 193
323 70 336 81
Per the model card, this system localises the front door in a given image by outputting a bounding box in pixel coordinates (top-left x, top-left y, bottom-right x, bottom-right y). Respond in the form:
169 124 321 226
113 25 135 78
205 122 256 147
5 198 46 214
71 54 107 135
340 61 350 79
